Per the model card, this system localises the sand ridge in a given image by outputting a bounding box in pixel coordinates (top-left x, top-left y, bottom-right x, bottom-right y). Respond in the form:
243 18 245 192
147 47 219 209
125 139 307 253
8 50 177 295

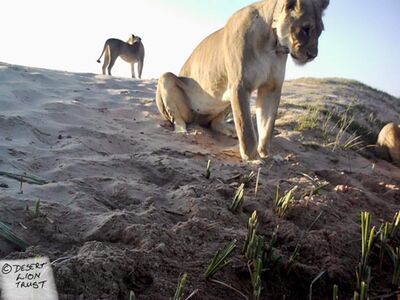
0 62 400 299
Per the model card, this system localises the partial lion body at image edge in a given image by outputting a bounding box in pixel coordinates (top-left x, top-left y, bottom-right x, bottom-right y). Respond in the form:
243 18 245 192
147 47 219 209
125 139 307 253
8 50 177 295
377 122 400 165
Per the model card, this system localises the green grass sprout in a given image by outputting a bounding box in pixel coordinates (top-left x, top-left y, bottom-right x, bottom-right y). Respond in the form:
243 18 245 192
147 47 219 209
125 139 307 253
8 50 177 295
254 168 261 197
230 183 245 213
333 285 338 300
205 239 237 279
205 160 211 179
250 236 265 300
355 212 375 296
129 290 136 300
275 185 298 217
174 273 188 300
0 221 29 250
243 211 258 261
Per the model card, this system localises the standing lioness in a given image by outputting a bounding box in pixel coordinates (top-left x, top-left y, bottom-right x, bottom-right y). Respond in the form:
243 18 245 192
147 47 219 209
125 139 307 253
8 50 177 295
97 34 145 79
156 0 329 160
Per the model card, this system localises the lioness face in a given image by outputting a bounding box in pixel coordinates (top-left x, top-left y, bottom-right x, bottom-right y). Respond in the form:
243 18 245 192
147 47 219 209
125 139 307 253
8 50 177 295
276 0 329 65
128 34 142 45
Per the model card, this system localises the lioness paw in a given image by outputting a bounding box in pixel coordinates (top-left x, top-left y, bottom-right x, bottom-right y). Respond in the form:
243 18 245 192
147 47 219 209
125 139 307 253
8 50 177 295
258 146 270 159
211 122 238 138
174 127 187 134
220 126 238 138
174 122 187 134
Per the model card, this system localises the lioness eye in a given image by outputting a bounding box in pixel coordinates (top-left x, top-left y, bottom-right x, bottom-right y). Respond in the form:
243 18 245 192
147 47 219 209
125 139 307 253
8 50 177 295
302 26 311 36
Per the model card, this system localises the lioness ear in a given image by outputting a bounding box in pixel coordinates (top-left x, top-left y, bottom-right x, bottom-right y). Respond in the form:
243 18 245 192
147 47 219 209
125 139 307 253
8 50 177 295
285 0 297 11
318 0 329 11
285 0 303 11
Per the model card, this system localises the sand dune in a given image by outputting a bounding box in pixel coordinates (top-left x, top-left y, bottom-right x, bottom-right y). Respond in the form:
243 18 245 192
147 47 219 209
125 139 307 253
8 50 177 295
0 62 399 299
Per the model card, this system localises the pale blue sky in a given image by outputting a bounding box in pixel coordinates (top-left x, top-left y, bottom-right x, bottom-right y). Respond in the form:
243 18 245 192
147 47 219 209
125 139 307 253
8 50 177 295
1 0 399 96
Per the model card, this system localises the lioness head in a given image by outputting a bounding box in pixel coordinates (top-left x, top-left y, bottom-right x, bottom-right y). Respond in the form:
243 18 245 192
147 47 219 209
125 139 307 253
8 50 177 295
128 34 142 45
275 0 329 65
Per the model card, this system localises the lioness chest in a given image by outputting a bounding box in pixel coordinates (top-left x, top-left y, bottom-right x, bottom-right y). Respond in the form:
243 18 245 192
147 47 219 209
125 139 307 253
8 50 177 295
119 44 141 63
245 48 288 92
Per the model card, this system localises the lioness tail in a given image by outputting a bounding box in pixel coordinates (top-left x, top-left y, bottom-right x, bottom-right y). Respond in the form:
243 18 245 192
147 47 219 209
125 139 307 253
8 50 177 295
96 42 107 63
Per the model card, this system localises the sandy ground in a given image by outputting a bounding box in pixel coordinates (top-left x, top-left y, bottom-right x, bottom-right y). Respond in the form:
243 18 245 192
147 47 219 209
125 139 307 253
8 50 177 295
0 62 400 299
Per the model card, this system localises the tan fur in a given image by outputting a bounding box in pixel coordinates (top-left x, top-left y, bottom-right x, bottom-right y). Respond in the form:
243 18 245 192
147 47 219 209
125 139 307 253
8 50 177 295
377 123 400 165
97 35 145 79
156 0 329 160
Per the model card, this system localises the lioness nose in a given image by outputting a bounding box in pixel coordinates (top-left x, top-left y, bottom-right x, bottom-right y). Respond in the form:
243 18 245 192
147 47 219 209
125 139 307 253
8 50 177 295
306 51 317 60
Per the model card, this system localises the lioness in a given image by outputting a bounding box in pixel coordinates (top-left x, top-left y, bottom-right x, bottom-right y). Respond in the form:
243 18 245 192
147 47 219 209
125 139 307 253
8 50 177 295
97 34 145 79
156 0 329 160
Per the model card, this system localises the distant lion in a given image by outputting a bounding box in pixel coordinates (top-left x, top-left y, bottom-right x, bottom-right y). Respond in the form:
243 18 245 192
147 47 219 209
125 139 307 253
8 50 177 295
156 0 329 160
377 123 400 165
97 34 145 79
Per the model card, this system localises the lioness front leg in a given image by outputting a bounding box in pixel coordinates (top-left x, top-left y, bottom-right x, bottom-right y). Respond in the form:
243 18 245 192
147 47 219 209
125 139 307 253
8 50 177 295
156 72 194 133
131 64 136 79
230 86 258 160
102 49 110 75
137 60 144 79
256 84 282 158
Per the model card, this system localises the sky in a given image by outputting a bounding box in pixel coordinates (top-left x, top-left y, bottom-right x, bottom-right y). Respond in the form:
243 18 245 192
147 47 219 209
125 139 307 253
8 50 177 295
1 0 399 97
